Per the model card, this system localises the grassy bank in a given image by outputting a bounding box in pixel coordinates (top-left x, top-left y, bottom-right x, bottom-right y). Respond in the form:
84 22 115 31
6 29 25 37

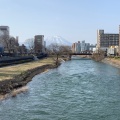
0 57 61 96
0 57 55 81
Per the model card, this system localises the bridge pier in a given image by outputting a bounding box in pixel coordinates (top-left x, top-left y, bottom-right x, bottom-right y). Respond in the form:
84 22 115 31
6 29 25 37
69 54 71 60
68 53 92 60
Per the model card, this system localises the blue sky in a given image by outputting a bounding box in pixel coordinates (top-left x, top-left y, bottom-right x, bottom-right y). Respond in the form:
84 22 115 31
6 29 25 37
0 0 120 44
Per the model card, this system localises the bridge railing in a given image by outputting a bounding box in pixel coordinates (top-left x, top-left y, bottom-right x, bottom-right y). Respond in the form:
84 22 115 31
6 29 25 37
70 52 92 55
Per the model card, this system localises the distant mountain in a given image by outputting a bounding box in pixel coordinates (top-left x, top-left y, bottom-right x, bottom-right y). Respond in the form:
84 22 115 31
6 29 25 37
45 36 72 46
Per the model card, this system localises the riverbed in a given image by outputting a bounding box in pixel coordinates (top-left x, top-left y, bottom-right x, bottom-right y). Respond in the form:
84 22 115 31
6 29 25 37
0 60 120 120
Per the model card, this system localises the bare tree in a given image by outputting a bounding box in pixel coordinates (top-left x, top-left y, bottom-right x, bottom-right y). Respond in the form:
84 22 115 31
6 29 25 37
47 43 61 65
18 44 27 55
0 31 20 56
59 45 72 55
1 33 13 54
24 38 34 54
92 49 105 61
47 44 71 65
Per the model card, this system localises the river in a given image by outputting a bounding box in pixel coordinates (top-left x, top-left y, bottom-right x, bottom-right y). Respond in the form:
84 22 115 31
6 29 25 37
0 60 120 120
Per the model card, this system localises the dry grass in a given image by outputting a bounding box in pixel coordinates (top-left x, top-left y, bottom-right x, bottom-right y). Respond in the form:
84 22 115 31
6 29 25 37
109 58 120 65
0 57 55 81
102 58 120 69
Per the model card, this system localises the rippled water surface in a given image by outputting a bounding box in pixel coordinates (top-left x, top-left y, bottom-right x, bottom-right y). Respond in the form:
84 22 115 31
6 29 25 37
1 60 120 120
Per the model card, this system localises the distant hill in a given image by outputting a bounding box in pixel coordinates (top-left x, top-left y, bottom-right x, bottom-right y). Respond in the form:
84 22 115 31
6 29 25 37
45 36 72 46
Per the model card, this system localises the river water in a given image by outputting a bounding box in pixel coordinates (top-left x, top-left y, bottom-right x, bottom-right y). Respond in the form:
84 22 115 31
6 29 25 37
0 60 120 120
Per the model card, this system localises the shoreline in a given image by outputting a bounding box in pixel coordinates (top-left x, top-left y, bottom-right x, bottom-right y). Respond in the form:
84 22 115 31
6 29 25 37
101 58 120 69
0 57 119 100
0 57 61 100
0 86 29 100
0 64 59 100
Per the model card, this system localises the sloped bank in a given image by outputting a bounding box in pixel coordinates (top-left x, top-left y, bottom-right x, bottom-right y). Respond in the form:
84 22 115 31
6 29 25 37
0 64 57 95
91 52 105 61
102 58 120 68
0 57 60 99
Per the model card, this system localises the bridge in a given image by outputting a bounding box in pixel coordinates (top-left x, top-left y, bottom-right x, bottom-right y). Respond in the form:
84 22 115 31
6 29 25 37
68 52 92 60
70 53 92 55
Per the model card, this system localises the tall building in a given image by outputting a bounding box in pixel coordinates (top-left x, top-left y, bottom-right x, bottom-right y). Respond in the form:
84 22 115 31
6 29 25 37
34 35 44 53
119 25 120 55
0 26 21 54
44 41 46 52
15 36 19 46
72 41 81 53
75 41 81 53
76 41 81 53
0 31 3 45
0 26 9 35
97 29 119 50
72 40 91 53
72 43 76 53
85 43 90 51
81 40 86 51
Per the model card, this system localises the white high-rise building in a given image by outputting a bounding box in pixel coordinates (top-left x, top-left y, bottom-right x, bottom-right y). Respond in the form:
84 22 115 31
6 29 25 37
76 41 81 53
81 40 86 51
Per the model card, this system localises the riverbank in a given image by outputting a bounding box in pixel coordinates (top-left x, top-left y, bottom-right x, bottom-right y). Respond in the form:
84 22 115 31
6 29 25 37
102 57 120 68
0 57 61 100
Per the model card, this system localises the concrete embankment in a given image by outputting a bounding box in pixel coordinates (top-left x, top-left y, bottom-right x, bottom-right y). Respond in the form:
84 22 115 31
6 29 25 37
102 58 120 68
0 57 59 99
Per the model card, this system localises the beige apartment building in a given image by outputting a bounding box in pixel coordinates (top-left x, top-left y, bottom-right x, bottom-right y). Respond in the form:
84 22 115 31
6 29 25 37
97 29 119 50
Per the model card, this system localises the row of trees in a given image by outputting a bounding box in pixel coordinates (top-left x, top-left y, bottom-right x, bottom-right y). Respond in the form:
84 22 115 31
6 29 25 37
24 38 72 64
47 43 71 55
47 44 71 65
24 38 71 55
24 38 34 53
0 33 72 62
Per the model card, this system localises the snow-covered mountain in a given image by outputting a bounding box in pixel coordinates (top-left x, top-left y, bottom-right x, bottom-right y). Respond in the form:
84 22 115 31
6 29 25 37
45 36 71 46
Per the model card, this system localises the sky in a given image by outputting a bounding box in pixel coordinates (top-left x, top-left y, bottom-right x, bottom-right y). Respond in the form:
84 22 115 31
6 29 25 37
0 0 120 44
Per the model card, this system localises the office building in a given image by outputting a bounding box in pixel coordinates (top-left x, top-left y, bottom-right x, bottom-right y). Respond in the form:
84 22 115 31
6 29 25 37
81 40 86 51
72 43 76 53
72 41 81 53
81 40 90 52
34 35 44 53
119 25 120 55
0 26 9 35
72 40 91 53
85 43 90 51
97 29 119 50
76 41 81 53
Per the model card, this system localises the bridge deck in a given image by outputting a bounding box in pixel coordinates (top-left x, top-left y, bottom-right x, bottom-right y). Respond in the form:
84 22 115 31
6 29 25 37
70 53 92 55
